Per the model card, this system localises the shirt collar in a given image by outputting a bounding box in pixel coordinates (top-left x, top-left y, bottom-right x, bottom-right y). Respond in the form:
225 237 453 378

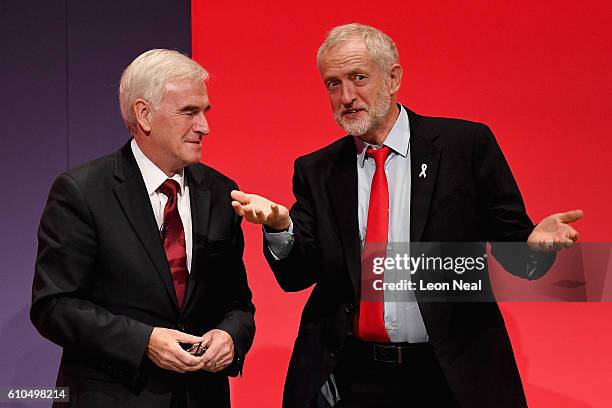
355 104 411 168
130 139 185 196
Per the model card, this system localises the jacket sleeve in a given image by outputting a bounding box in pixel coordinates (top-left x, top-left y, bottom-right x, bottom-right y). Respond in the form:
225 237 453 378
264 158 323 292
30 173 153 374
473 124 555 278
216 183 256 377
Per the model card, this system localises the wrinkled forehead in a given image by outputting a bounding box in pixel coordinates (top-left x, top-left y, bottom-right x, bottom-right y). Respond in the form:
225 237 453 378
319 40 377 78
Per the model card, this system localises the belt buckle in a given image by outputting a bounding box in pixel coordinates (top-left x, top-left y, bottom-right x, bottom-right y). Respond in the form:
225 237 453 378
373 344 403 364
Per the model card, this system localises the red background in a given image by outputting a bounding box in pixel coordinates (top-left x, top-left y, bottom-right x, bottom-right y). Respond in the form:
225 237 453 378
192 1 612 406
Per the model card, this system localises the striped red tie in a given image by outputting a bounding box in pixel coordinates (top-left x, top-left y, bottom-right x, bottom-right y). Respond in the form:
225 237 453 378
159 179 188 309
355 146 391 342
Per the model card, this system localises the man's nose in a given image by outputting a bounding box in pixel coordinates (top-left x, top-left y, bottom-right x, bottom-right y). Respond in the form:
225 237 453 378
193 112 209 135
340 83 357 106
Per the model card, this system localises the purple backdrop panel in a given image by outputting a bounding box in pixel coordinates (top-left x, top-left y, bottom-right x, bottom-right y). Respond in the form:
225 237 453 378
0 1 68 403
67 0 192 167
0 1 191 406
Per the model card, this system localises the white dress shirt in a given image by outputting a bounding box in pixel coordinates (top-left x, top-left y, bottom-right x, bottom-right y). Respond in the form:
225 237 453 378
131 139 193 272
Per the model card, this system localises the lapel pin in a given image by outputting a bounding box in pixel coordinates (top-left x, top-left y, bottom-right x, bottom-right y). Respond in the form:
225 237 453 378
419 163 427 178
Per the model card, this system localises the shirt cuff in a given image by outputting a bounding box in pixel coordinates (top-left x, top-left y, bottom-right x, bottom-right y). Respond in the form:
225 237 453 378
264 219 294 260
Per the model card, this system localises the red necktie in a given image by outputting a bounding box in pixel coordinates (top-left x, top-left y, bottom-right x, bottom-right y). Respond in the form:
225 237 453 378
158 179 188 309
355 146 391 342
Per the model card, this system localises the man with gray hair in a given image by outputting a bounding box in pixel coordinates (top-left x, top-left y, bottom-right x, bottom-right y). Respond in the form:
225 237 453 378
31 49 255 407
231 23 581 407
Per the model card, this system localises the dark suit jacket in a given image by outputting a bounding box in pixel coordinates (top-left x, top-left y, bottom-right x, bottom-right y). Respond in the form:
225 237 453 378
265 107 535 408
31 141 255 408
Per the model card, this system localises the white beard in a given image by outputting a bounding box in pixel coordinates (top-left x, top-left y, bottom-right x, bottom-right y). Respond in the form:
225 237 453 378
335 86 392 136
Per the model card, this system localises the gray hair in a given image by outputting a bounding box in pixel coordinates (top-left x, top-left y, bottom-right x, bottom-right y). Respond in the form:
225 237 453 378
119 49 208 133
317 23 399 75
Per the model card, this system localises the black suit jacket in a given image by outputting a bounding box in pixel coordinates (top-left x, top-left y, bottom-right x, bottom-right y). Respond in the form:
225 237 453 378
31 141 255 408
265 108 535 408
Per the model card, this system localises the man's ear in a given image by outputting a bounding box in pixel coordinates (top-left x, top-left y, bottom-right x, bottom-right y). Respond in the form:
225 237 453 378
133 99 152 133
388 63 403 95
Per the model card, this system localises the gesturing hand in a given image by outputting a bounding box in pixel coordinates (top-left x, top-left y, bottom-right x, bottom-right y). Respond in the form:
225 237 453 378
146 327 206 373
230 190 290 231
528 209 583 251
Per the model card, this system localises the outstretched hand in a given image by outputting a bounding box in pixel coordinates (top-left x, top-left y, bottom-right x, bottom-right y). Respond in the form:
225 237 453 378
528 209 583 251
230 190 290 231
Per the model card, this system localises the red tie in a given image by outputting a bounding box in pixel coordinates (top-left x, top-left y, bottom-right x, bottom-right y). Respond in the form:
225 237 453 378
159 179 188 309
355 146 391 342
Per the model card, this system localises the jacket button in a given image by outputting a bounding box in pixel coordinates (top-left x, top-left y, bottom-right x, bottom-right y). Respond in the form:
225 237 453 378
345 304 354 313
330 352 337 359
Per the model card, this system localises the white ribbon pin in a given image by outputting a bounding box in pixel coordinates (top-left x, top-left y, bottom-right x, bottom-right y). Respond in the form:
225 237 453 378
419 163 427 178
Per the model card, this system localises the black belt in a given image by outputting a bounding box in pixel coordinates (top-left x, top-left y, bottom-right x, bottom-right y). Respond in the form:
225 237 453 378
344 337 434 364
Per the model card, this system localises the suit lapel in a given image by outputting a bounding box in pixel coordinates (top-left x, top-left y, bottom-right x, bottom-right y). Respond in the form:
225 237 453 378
182 165 211 310
112 142 179 312
328 137 361 297
407 108 441 242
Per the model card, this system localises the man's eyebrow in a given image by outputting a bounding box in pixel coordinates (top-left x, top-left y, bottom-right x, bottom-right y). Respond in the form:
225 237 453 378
178 104 211 112
347 69 367 76
323 69 367 81
178 104 200 111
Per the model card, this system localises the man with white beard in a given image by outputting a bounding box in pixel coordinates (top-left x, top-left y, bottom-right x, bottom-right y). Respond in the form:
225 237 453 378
232 23 582 407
